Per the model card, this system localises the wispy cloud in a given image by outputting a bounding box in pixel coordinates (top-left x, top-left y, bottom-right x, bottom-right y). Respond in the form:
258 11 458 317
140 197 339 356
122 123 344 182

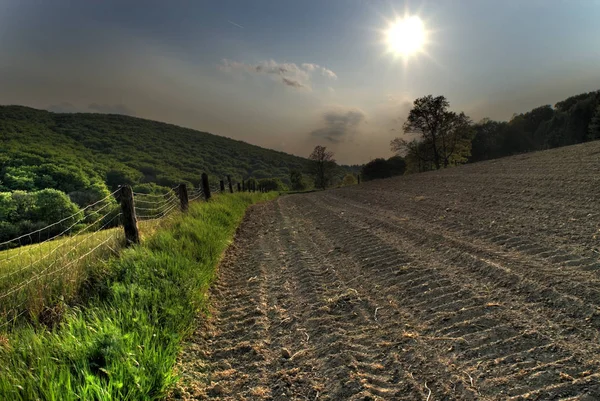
310 108 366 143
227 20 244 29
282 77 305 88
301 63 337 79
219 59 337 90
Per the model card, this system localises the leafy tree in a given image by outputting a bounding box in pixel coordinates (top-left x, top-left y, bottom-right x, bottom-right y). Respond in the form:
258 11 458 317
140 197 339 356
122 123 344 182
361 156 406 181
0 193 16 221
387 155 407 176
391 138 435 173
362 159 392 180
2 166 37 191
469 91 599 162
33 189 81 227
68 180 112 207
588 105 600 140
106 169 141 190
290 170 305 191
0 189 82 244
470 119 509 162
393 95 473 169
309 146 336 189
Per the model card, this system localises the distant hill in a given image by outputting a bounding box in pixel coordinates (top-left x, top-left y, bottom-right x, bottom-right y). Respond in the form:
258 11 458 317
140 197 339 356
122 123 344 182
0 105 353 193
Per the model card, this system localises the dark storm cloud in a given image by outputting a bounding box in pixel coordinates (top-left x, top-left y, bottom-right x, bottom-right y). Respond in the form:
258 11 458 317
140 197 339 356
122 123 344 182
310 109 366 143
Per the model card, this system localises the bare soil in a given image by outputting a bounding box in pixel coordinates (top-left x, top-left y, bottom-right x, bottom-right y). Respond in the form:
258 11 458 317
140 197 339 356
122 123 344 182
173 141 600 400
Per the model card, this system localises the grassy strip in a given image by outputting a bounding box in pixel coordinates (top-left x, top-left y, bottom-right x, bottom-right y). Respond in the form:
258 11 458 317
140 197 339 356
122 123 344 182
0 192 276 400
0 217 171 329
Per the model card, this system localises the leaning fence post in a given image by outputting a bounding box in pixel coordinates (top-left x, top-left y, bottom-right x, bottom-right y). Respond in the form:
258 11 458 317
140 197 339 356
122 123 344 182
119 185 140 246
227 175 233 193
237 182 241 192
357 174 361 184
177 183 189 212
220 180 225 192
202 173 211 200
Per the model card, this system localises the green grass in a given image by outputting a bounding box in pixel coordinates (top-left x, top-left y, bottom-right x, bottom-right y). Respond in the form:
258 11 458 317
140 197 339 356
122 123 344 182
0 216 176 329
0 192 276 400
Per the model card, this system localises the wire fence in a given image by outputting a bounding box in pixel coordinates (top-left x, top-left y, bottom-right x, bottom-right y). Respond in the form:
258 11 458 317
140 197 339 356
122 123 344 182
0 180 222 331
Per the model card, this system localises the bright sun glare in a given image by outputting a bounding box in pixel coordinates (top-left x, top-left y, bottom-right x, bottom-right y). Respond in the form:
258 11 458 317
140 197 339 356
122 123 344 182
386 16 426 58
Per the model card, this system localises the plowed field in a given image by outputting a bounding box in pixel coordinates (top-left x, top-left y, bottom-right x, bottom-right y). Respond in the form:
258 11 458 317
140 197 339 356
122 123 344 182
174 141 600 400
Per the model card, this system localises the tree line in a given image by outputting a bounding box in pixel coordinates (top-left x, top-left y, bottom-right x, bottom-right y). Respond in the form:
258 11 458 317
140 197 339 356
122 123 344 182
339 90 599 180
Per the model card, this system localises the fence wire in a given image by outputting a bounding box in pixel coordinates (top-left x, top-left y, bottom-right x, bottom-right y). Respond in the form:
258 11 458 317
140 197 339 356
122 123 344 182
0 180 240 330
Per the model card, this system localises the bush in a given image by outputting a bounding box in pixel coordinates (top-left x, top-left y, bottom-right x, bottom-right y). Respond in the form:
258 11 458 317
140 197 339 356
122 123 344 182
340 174 358 187
0 189 82 245
258 178 288 192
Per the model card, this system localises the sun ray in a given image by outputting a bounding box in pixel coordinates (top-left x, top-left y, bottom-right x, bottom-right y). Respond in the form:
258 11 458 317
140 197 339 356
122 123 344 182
385 15 428 60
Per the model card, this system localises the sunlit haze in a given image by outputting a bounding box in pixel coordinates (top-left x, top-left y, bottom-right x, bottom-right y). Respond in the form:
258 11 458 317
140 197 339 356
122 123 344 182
1 0 599 164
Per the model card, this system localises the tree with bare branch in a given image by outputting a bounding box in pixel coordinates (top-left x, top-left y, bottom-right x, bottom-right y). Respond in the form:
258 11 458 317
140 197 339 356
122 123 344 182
309 145 336 189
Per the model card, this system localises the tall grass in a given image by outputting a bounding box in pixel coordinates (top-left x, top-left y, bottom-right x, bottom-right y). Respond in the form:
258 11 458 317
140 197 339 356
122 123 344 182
0 192 276 400
0 215 175 329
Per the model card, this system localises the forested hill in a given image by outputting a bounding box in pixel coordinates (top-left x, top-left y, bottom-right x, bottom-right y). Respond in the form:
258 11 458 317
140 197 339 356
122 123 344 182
0 105 319 192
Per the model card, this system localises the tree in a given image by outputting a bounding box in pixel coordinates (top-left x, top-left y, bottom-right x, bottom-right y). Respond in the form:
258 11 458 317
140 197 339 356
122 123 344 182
361 156 406 181
308 146 336 189
34 189 81 227
246 177 258 191
106 168 141 190
361 159 391 180
390 138 435 173
393 95 473 170
387 155 407 176
470 119 508 162
290 170 310 191
588 105 600 140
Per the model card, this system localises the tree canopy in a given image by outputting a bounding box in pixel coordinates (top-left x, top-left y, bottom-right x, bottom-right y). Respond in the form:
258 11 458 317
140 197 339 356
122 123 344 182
0 106 359 243
361 156 406 181
390 95 473 172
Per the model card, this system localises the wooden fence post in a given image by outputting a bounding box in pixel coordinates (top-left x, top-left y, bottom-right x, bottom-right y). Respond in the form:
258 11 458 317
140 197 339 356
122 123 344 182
357 174 361 184
119 185 140 246
177 183 189 212
242 180 245 192
237 182 241 192
202 173 211 200
220 180 225 192
227 175 233 193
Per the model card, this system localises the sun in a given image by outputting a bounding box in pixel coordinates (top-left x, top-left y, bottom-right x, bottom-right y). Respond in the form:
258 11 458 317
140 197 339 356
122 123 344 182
386 16 426 58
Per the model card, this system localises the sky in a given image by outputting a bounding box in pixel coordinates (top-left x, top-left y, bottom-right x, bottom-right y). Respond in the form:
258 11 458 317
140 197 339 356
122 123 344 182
1 0 599 164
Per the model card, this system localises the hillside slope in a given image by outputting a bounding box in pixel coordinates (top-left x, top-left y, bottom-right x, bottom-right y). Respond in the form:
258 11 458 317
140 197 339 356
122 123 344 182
0 105 335 191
